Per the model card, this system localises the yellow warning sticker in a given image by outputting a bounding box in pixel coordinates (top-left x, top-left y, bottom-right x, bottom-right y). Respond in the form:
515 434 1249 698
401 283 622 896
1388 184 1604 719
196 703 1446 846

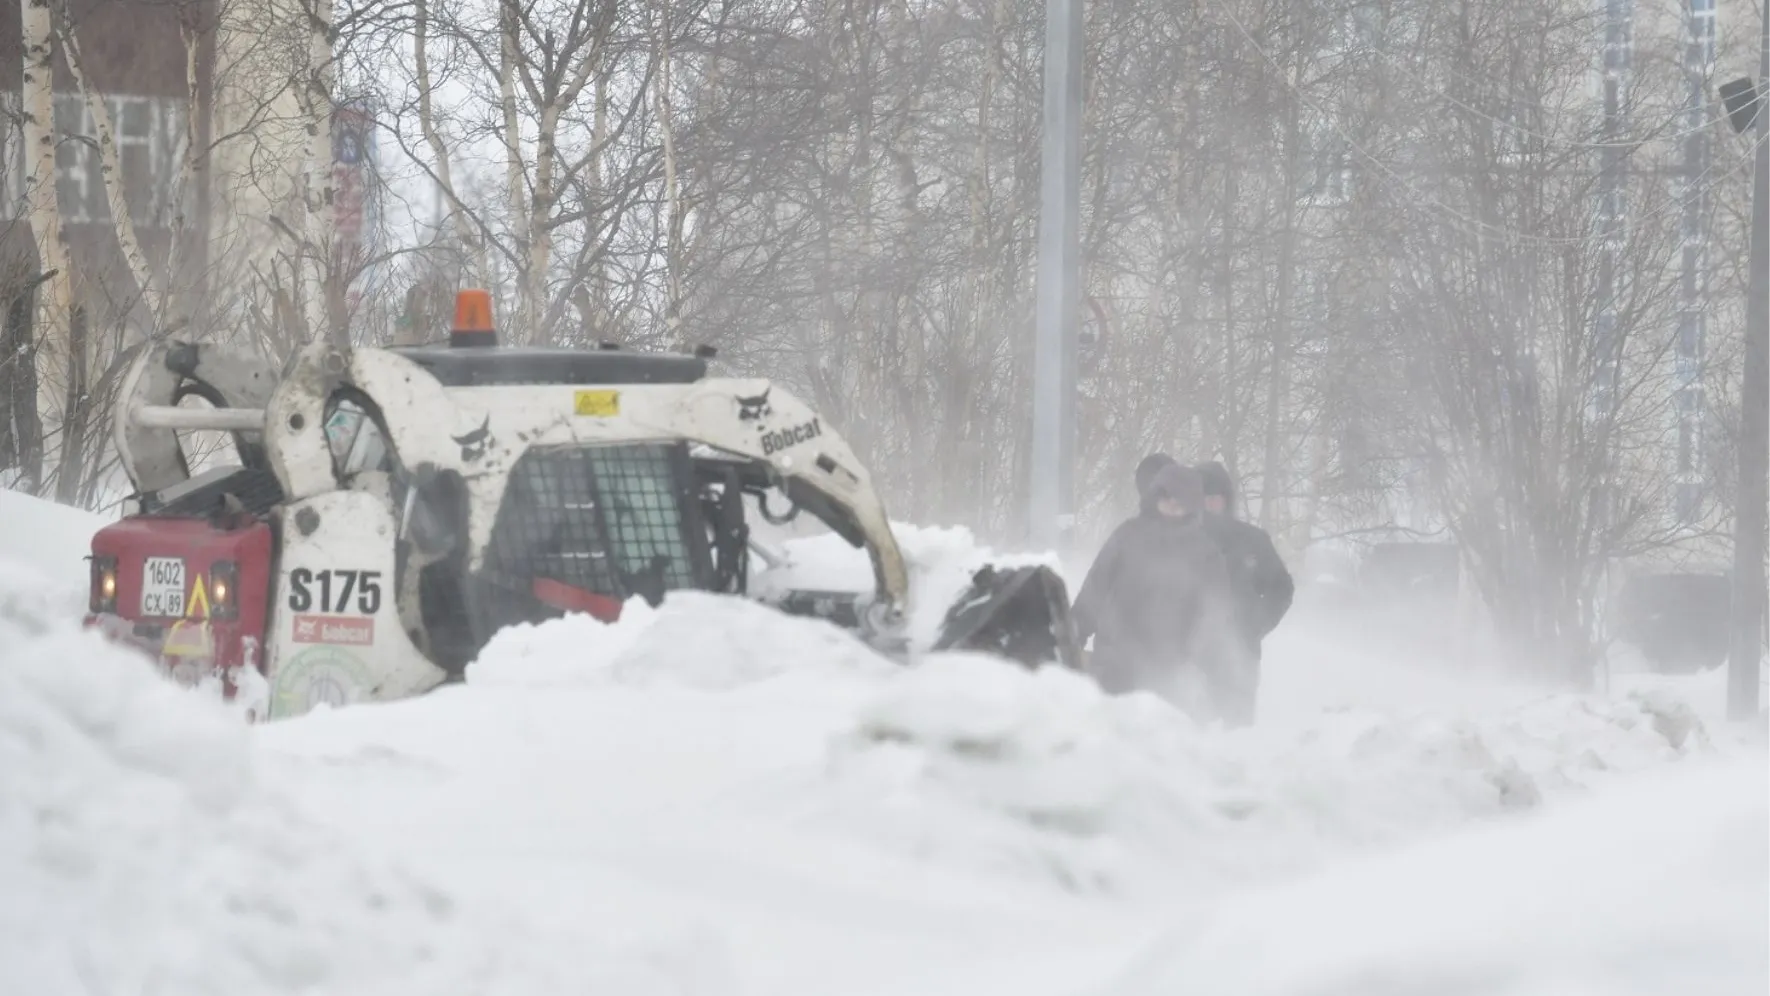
574 389 621 417
162 620 214 658
185 574 212 620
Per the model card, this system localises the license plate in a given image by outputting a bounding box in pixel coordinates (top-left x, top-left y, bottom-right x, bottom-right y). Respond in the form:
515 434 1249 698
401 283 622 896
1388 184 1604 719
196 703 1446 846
141 557 186 617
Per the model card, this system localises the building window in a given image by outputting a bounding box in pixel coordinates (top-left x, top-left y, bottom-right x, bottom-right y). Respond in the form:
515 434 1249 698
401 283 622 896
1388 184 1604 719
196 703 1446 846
1675 386 1703 415
1677 312 1703 358
113 96 154 223
1682 245 1704 299
1675 479 1703 524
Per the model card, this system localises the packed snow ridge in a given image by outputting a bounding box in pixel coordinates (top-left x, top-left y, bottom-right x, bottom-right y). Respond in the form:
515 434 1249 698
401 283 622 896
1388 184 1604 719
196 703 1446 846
0 573 734 995
468 585 1722 899
1107 754 1768 996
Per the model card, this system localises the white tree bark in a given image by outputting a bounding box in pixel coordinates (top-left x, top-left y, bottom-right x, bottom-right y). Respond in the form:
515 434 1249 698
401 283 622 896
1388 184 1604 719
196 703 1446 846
56 16 162 326
589 70 609 330
499 0 528 340
171 14 205 331
415 0 485 283
527 93 561 345
21 0 76 474
296 0 336 344
654 7 684 347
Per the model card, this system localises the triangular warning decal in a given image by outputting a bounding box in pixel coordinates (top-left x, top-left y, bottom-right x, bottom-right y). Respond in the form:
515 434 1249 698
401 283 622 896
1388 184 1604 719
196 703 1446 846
186 574 211 620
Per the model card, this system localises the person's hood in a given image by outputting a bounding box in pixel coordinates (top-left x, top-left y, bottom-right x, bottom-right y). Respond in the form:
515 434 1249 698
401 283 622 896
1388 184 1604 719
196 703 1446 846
1135 453 1180 498
1197 461 1236 518
1136 453 1181 514
1141 463 1206 514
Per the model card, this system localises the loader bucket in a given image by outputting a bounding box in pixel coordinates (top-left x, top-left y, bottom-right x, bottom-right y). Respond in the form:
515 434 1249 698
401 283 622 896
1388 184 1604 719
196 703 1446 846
932 564 1082 671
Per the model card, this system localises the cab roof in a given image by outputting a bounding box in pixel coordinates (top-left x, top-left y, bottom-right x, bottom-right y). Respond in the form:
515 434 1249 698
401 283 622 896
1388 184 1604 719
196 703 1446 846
389 344 708 388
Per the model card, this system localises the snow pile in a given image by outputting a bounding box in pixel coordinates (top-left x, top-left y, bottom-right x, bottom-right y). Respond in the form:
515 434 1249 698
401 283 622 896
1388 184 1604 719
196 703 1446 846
469 590 896 691
0 488 109 614
814 657 1723 897
1104 754 1769 996
462 592 1722 902
0 568 727 996
751 523 1059 649
260 564 1754 993
466 594 661 686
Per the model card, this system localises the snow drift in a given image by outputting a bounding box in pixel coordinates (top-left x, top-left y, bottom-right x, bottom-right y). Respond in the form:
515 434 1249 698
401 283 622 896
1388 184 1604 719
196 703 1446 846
1104 754 1769 996
6 486 1754 994
464 587 1723 900
0 487 109 616
0 567 727 996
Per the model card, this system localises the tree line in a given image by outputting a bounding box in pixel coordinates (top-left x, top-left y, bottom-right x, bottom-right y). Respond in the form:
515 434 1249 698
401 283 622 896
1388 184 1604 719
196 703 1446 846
3 0 1760 679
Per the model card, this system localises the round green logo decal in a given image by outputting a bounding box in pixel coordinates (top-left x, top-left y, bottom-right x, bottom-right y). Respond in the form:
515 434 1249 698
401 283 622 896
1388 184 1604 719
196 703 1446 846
271 645 373 718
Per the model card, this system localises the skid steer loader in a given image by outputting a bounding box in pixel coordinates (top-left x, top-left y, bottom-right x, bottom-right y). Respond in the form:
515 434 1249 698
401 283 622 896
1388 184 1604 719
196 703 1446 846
83 291 1079 720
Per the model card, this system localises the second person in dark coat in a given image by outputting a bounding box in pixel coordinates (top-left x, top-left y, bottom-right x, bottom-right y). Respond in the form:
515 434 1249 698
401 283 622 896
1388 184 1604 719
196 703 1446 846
1193 460 1294 724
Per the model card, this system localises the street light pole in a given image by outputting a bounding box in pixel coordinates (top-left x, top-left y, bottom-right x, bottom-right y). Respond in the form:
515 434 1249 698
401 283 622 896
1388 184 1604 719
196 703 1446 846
1723 7 1769 721
1029 0 1083 554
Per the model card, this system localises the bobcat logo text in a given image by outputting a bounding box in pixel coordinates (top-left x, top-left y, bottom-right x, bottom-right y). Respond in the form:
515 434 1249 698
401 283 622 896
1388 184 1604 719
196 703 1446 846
761 418 822 456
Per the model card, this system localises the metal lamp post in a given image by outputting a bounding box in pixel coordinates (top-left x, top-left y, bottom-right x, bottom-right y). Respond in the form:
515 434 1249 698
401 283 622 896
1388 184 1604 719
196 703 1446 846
1718 5 1769 720
1029 0 1084 554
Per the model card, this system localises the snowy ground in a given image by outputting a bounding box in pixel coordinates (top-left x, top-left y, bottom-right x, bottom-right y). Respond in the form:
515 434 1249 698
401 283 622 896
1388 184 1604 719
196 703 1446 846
3 494 1765 995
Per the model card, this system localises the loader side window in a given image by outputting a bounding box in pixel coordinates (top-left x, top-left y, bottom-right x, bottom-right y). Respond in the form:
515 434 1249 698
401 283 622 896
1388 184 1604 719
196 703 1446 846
324 396 392 479
476 443 712 634
586 445 703 593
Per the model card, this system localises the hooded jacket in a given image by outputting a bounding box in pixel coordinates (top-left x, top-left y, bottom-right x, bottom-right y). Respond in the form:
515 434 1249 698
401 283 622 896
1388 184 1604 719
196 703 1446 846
1194 461 1294 652
1135 453 1179 504
1072 464 1238 694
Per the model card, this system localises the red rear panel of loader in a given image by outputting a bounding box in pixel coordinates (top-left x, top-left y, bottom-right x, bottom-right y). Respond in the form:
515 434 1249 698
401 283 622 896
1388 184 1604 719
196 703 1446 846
86 518 275 700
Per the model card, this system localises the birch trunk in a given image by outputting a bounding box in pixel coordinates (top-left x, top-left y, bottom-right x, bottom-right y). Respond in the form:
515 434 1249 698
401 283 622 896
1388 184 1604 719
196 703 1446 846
415 0 485 283
171 16 206 332
528 97 559 345
654 11 685 348
589 72 609 330
299 0 336 344
21 0 77 491
499 0 528 341
57 18 161 325
519 8 604 347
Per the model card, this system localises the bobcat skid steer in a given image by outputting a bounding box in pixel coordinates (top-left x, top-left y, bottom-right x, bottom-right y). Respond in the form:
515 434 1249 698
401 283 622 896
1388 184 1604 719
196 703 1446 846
84 290 1080 721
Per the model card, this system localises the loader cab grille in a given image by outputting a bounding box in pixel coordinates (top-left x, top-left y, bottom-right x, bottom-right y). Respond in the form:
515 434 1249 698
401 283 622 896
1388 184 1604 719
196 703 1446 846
469 442 712 640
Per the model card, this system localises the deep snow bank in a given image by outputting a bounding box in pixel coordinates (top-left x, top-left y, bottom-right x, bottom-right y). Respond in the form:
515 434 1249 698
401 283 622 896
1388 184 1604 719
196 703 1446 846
0 566 725 996
1104 754 1769 996
469 590 898 690
818 657 1719 895
0 488 108 611
465 592 1723 899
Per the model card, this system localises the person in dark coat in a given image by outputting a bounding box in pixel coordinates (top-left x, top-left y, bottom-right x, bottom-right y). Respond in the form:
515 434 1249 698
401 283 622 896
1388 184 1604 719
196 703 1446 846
1192 460 1295 725
1071 463 1240 717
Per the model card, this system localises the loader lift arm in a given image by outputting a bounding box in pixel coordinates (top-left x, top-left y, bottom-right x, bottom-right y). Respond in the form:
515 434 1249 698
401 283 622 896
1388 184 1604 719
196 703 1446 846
114 340 282 497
